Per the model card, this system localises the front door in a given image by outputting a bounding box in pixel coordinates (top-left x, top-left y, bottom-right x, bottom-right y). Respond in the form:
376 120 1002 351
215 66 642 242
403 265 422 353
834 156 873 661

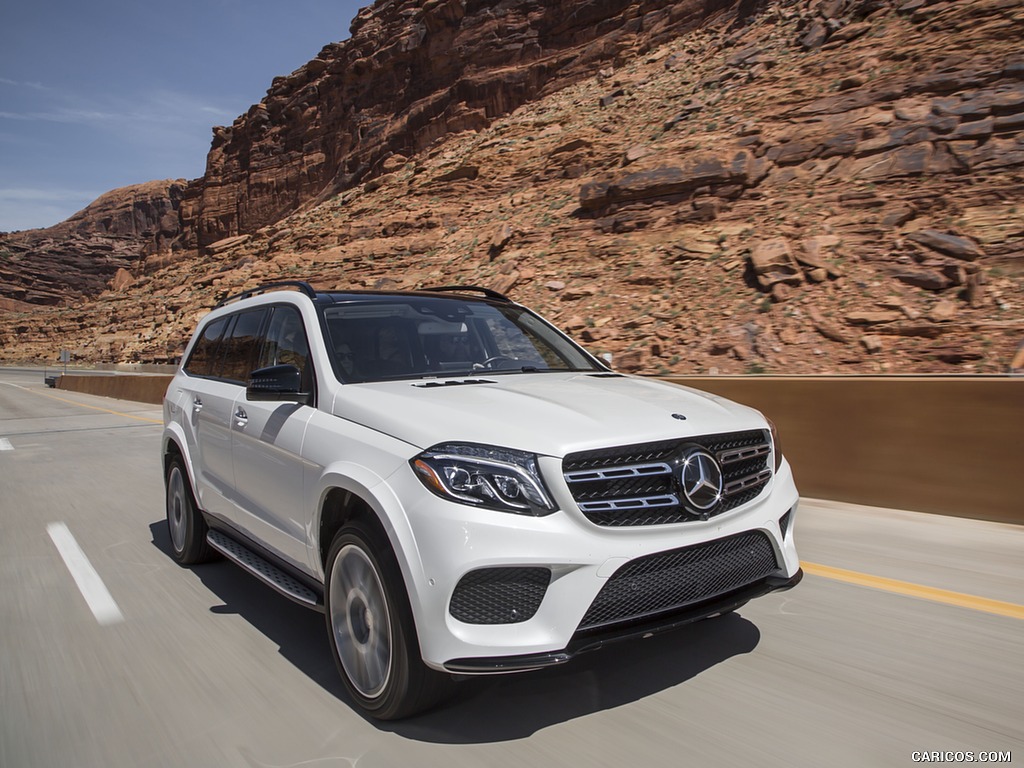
230 304 315 572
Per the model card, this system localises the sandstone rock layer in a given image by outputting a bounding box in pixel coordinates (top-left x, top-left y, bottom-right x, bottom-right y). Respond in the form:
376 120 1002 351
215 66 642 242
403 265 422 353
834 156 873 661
2 0 1022 375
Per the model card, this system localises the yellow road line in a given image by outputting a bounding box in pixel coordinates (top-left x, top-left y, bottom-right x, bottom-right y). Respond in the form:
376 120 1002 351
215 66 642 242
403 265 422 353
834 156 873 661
803 561 1024 620
8 383 163 424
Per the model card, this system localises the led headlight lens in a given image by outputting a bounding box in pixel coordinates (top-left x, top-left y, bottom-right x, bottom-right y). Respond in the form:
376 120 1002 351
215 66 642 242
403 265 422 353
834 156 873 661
412 443 556 515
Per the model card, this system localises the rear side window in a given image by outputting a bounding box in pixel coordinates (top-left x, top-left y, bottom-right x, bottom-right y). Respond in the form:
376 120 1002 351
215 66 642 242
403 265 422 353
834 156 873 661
183 308 268 382
183 317 229 378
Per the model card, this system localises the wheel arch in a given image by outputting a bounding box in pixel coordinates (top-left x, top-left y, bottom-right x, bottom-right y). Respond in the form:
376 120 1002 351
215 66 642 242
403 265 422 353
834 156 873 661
161 424 196 488
313 468 427 624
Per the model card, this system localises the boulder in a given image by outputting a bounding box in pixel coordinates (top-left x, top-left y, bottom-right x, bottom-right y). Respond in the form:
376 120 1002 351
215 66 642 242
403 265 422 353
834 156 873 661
749 238 803 289
906 229 986 261
579 151 755 211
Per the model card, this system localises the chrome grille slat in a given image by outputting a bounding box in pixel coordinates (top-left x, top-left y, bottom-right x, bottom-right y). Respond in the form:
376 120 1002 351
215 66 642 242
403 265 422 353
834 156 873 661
564 462 672 484
718 443 770 465
724 468 773 496
578 494 679 512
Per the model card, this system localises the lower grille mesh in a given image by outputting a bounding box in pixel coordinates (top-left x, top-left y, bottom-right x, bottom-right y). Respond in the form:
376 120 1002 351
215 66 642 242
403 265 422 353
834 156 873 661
450 567 551 625
578 531 778 631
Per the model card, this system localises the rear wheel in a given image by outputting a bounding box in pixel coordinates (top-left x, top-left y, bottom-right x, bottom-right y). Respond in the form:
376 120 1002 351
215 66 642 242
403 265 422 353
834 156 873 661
165 455 216 565
324 521 453 719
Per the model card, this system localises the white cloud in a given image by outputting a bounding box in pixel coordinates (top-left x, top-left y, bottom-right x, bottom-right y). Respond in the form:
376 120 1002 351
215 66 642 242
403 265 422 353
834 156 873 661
0 77 49 90
0 92 234 128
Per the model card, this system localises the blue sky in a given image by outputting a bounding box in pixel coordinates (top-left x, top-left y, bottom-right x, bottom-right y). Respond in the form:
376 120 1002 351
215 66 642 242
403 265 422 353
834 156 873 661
0 0 365 232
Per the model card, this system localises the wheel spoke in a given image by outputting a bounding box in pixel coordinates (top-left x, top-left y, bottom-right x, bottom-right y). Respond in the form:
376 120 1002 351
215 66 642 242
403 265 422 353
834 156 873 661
167 467 187 552
329 543 392 699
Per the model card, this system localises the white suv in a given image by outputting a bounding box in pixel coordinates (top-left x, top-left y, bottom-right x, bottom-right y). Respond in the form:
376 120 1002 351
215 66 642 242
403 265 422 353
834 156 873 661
162 282 801 719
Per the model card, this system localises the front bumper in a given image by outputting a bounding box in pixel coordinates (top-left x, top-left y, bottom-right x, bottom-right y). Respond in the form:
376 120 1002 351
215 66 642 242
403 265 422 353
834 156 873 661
444 568 803 673
388 455 801 672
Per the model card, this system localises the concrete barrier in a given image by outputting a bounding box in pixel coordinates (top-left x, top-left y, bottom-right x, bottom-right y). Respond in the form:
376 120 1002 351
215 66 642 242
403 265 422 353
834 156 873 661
57 372 173 405
56 371 1021 524
667 377 1021 525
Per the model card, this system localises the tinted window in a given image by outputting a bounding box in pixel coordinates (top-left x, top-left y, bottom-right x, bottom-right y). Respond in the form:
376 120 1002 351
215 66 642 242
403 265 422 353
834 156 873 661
480 313 558 368
257 305 311 381
183 316 229 378
322 297 600 383
220 309 267 383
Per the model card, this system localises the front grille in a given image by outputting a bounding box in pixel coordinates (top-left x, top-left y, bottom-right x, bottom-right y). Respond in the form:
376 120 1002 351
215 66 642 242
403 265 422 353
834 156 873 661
563 430 772 526
578 530 779 631
449 567 551 625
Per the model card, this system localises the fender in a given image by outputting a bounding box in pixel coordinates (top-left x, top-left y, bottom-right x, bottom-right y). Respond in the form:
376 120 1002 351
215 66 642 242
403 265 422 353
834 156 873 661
161 422 201 501
161 381 200 494
311 462 428 620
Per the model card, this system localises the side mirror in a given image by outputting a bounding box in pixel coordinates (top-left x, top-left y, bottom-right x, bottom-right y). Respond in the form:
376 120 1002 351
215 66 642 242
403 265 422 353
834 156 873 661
246 364 312 404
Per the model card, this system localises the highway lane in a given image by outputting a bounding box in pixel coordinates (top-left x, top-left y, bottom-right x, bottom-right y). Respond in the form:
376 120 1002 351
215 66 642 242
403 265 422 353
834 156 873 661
1 367 1021 767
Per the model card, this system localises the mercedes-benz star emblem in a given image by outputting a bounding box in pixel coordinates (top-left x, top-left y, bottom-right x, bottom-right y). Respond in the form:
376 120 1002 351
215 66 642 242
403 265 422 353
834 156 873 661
679 449 723 512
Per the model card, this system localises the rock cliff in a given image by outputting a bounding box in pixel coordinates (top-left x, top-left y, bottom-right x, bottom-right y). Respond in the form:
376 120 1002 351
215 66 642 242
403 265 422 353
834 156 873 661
1 0 1022 374
181 0 746 249
0 180 187 305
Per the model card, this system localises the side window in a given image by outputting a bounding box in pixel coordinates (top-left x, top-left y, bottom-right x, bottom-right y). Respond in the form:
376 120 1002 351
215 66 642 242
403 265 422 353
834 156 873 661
183 316 229 378
258 305 311 382
220 308 268 383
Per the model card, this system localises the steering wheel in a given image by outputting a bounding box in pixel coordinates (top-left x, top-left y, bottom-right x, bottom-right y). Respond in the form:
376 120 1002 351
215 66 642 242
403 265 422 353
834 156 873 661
473 355 517 370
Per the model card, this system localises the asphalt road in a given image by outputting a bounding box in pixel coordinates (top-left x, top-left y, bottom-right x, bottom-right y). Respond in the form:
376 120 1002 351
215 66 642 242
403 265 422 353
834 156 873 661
1 367 1021 767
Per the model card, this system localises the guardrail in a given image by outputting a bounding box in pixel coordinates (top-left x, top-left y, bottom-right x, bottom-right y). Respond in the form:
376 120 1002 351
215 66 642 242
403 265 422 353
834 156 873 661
53 371 1022 524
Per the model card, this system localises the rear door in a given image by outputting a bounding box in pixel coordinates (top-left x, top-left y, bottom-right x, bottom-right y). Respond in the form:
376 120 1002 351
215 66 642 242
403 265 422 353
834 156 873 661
177 314 237 519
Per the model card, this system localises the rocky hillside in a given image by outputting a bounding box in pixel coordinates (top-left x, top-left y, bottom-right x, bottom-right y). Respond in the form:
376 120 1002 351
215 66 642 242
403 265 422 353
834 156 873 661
2 0 1023 374
0 180 187 308
179 0 759 251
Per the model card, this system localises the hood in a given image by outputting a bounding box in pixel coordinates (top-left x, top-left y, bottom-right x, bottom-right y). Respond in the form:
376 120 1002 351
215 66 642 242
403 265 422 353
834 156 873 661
331 372 766 456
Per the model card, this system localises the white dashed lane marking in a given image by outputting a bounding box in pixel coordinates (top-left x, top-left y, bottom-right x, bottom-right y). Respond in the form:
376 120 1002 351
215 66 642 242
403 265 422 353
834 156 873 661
0 437 13 450
47 522 125 626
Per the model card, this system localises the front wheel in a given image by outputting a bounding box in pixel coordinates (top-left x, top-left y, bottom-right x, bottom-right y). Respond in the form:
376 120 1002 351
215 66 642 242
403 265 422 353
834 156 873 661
324 521 453 719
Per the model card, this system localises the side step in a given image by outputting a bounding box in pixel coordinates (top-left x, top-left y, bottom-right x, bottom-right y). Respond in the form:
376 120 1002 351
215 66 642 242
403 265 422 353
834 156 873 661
207 530 323 611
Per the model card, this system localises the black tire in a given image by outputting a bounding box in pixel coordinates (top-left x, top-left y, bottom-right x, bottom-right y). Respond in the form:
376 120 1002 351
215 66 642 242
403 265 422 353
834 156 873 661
164 455 217 565
324 520 453 720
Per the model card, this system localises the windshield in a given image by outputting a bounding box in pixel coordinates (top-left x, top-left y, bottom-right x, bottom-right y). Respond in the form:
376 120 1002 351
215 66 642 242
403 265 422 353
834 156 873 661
321 296 603 383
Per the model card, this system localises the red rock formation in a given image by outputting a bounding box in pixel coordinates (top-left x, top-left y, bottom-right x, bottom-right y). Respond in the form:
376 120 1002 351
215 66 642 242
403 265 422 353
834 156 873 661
182 0 746 248
2 0 1022 376
0 180 187 305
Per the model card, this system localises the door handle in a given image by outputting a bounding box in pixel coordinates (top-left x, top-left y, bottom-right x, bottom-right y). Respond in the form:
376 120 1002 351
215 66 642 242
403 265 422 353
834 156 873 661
234 407 248 428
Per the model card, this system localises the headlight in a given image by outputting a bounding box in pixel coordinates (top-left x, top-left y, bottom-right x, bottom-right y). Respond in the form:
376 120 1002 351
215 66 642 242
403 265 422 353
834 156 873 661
411 443 556 516
768 418 783 472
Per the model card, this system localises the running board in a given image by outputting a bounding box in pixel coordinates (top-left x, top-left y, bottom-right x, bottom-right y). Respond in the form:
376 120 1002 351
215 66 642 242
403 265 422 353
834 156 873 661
207 530 322 610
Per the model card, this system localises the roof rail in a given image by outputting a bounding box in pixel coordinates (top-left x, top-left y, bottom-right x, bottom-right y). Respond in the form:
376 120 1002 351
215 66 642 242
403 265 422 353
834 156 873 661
215 281 317 308
422 285 512 302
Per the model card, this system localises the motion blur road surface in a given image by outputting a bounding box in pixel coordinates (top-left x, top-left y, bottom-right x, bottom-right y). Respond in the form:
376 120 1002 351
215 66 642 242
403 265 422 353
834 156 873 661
1 367 1021 767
